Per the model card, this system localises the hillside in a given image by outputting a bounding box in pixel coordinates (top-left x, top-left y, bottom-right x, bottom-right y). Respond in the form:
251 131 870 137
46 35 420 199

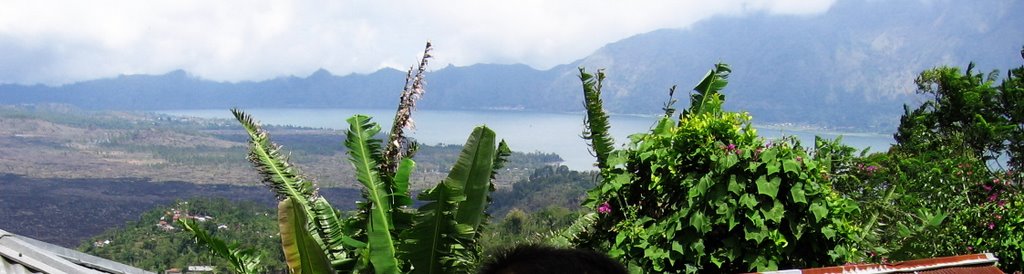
556 0 1023 130
1 1 1020 131
77 198 287 273
0 104 559 188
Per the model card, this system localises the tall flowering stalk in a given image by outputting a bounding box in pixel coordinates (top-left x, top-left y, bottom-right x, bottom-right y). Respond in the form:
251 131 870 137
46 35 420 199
382 42 433 177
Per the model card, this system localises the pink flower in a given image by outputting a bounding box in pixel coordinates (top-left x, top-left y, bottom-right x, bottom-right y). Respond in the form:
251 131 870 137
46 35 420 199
967 246 974 252
598 202 612 214
988 222 995 230
983 184 993 191
989 193 999 202
726 143 736 150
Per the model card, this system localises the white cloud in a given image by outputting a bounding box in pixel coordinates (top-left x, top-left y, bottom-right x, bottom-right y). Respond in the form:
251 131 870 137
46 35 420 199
0 0 836 84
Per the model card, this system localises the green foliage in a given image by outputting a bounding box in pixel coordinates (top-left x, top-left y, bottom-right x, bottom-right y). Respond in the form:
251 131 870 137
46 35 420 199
178 218 263 274
345 114 401 274
855 52 1024 271
480 206 587 255
489 165 595 217
279 198 336 274
577 63 861 272
580 68 616 170
398 126 502 274
187 44 510 274
896 57 1024 171
79 198 286 273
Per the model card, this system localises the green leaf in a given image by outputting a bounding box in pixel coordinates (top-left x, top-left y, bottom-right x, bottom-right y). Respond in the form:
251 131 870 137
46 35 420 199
739 194 759 210
821 226 836 239
766 162 781 176
279 198 336 274
179 218 264 274
344 115 400 274
689 63 731 115
671 241 685 255
452 126 498 232
392 158 416 208
756 176 780 198
653 117 675 136
728 175 744 195
310 197 359 270
233 109 317 202
782 159 801 174
233 109 331 261
762 201 785 224
580 68 617 171
689 174 713 199
690 212 711 234
744 224 768 243
401 184 472 274
790 183 807 204
810 202 828 222
548 213 598 248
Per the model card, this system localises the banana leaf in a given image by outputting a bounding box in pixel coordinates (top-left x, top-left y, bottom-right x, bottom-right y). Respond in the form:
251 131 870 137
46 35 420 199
345 114 400 274
279 198 335 274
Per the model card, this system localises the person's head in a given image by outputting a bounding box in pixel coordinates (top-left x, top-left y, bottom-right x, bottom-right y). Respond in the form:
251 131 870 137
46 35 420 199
478 244 628 274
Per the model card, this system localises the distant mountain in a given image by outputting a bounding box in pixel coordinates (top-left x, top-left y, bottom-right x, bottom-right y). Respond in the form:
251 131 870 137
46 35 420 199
2 0 1021 131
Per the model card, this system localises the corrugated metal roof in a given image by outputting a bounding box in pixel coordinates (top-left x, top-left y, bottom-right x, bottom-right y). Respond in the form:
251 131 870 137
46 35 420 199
0 229 154 274
757 253 1004 274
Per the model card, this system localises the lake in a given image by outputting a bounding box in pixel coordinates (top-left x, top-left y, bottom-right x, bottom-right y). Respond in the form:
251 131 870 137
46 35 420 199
157 108 894 170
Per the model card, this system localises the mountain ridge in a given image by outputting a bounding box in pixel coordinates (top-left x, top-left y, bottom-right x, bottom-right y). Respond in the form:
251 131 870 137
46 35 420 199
2 0 1021 131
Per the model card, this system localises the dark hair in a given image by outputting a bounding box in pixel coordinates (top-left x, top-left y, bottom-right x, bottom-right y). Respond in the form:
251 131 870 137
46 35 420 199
478 244 628 274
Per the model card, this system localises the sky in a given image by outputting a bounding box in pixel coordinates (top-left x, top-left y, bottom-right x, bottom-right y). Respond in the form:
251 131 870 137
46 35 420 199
0 0 836 85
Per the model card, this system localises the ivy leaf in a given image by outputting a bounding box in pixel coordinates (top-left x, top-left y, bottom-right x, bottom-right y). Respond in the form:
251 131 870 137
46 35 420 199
756 176 780 198
690 212 711 234
739 194 758 210
671 241 685 256
782 159 801 174
747 161 762 172
810 202 828 222
766 162 781 176
762 201 785 224
721 153 739 170
761 148 777 162
744 224 768 243
690 239 705 256
821 226 836 239
728 175 744 195
790 183 807 204
689 174 713 199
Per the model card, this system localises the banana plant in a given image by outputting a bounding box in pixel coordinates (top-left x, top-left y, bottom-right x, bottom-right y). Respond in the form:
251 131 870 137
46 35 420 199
183 42 509 274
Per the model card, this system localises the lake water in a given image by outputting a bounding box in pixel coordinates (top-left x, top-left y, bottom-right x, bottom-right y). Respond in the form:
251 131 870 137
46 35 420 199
157 108 894 170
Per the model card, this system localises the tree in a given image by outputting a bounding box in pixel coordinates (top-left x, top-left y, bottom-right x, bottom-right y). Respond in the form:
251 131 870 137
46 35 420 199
575 64 861 272
875 48 1024 270
895 49 1024 172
